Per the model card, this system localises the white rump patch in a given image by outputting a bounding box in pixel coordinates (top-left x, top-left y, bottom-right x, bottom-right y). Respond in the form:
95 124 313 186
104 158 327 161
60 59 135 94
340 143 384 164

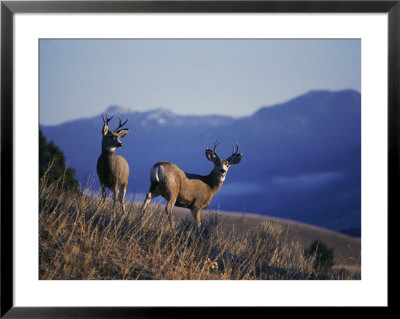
151 165 164 183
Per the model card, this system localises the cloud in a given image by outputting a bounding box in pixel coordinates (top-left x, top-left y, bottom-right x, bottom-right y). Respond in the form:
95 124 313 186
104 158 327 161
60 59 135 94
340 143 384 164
271 171 344 190
220 182 265 195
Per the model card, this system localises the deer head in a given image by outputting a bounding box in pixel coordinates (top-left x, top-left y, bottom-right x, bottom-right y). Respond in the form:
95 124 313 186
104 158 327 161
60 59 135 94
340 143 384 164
205 141 242 182
101 113 130 152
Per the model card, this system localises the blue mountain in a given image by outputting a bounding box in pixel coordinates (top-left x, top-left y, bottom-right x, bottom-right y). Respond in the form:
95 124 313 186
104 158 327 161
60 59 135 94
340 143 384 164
40 89 361 236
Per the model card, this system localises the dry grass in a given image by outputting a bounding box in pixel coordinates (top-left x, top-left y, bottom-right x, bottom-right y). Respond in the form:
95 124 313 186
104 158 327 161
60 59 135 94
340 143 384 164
198 210 362 269
39 177 361 280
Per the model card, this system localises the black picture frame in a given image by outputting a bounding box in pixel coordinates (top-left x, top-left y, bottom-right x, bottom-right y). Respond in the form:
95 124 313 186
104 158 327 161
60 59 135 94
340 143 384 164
1 1 395 317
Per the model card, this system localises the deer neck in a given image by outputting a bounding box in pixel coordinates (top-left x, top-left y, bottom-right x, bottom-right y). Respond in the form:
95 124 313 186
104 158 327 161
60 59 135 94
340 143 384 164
101 147 116 162
206 169 225 193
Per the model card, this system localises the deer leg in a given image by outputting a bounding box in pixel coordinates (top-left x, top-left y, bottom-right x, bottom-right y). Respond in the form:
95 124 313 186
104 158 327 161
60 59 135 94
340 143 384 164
140 185 160 214
112 185 119 215
165 197 176 228
119 184 127 214
192 207 202 231
101 185 106 202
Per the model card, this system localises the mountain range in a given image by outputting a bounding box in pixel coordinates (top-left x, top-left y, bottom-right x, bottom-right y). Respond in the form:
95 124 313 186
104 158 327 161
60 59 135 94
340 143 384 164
40 89 361 236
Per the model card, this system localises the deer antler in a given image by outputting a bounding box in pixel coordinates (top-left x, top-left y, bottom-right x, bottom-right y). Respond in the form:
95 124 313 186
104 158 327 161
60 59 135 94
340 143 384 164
205 140 221 161
102 113 115 125
115 114 129 131
213 140 220 152
226 142 241 164
231 143 239 155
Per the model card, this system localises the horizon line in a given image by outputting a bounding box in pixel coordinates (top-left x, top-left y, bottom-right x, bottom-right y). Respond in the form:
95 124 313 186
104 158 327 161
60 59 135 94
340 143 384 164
40 88 361 127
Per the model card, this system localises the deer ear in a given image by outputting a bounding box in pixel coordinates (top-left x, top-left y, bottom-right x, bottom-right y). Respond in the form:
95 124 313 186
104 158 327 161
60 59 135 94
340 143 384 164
205 149 217 162
116 128 130 138
227 153 243 165
102 125 109 136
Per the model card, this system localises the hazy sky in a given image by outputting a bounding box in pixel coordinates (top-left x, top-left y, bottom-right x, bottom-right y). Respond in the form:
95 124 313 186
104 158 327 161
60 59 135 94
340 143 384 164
39 39 360 125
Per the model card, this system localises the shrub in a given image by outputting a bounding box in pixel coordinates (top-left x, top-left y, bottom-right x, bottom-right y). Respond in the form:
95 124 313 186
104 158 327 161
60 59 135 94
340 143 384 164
39 129 80 193
304 240 334 272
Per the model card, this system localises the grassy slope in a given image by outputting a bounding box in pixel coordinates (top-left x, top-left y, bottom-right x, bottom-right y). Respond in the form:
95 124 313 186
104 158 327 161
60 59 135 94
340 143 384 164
39 179 361 280
169 207 361 269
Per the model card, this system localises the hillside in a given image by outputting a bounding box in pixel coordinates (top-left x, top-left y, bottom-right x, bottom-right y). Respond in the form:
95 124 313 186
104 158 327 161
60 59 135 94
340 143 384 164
170 207 360 268
40 89 361 236
39 176 360 280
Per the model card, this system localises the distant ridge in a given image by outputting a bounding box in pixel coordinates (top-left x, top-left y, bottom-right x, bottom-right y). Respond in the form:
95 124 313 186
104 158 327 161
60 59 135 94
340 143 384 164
40 89 361 236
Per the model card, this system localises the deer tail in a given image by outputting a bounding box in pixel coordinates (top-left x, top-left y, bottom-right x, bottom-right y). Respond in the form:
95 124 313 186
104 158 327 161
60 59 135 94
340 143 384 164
150 163 164 185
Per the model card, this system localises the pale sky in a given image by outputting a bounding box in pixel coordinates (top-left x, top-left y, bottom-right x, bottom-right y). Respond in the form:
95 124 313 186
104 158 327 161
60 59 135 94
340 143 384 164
39 39 360 125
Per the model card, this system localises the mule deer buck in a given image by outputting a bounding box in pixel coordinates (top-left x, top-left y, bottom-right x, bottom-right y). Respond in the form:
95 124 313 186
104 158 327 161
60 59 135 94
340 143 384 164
140 141 242 229
97 113 130 214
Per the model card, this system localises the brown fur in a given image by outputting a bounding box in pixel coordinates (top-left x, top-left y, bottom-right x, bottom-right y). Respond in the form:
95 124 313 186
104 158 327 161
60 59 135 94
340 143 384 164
96 114 130 213
141 143 242 229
